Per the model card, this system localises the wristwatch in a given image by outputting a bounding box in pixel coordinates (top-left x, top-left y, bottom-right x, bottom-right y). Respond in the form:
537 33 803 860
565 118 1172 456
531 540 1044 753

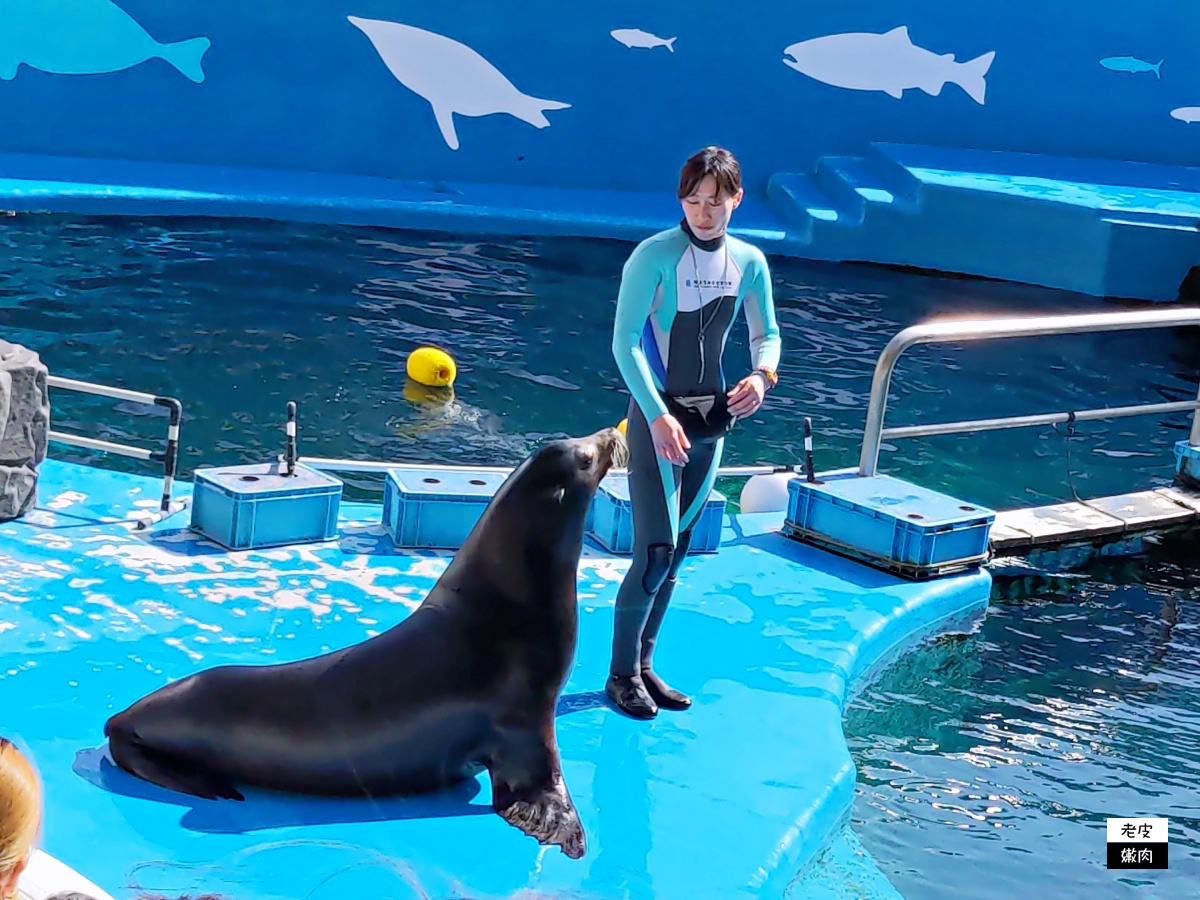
752 367 778 391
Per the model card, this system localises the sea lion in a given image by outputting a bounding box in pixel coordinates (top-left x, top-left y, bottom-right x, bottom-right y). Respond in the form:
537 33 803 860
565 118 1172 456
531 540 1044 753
103 426 628 859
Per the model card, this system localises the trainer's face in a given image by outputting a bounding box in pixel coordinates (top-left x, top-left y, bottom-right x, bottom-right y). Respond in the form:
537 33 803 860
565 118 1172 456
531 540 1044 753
681 175 743 241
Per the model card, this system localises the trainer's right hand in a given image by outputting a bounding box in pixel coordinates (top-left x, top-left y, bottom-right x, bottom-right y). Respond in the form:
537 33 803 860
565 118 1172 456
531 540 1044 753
650 414 691 466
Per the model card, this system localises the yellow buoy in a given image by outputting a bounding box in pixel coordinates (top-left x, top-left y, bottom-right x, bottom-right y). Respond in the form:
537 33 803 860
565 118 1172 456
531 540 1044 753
406 346 457 387
616 418 628 436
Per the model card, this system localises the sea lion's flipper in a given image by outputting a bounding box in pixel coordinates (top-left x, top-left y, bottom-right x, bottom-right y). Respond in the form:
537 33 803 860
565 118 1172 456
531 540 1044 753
108 731 244 802
493 770 585 859
488 727 586 858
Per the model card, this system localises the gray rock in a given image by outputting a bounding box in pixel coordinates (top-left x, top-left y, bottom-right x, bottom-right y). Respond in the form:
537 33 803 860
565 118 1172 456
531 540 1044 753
0 464 37 520
0 339 50 521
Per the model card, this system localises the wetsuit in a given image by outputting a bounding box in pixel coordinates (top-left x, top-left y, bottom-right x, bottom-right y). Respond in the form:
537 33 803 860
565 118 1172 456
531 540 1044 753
607 219 782 717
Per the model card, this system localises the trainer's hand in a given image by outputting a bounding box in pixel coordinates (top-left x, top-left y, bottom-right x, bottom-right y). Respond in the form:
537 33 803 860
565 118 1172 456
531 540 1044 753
727 374 766 418
650 414 691 466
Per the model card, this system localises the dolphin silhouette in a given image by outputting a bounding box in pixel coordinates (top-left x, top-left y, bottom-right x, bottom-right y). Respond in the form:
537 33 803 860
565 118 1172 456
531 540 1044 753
348 16 571 151
0 0 210 83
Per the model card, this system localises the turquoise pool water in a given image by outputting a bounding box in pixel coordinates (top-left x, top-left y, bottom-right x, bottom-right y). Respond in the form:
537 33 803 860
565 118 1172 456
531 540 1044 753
3 213 1199 895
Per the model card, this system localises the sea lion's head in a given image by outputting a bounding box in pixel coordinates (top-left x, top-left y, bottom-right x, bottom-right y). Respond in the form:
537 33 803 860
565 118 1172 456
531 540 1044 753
516 425 627 515
470 426 627 562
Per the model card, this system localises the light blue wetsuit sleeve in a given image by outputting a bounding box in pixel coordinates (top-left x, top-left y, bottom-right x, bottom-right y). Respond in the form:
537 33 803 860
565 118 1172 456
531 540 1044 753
612 241 670 423
743 250 782 371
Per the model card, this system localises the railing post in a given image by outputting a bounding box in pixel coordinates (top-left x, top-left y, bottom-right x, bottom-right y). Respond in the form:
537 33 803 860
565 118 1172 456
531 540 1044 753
285 401 297 477
154 396 182 511
857 330 915 477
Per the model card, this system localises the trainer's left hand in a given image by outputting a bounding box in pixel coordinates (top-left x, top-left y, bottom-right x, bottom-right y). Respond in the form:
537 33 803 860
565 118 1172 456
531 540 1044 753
727 374 766 418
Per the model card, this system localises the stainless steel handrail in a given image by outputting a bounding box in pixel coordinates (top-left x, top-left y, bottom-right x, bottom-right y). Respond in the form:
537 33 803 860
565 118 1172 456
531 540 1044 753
857 307 1200 477
46 375 184 517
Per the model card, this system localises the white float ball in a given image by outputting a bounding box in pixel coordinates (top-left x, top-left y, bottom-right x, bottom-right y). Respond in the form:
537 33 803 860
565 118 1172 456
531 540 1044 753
739 471 795 514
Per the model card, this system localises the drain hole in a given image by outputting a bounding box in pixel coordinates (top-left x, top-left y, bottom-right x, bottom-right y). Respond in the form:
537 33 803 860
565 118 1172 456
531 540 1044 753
423 477 441 484
239 475 260 482
470 479 487 486
907 513 925 520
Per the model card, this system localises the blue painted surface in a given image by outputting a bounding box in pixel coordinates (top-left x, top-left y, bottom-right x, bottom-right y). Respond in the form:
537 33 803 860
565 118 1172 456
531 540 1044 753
0 458 990 899
0 2 1194 191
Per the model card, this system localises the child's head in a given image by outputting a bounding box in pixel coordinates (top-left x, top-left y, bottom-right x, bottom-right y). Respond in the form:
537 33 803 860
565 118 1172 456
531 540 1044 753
0 738 42 900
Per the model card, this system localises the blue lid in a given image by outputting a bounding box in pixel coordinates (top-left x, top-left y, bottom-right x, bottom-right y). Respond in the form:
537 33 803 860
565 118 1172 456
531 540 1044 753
194 461 342 497
386 467 507 501
793 470 994 526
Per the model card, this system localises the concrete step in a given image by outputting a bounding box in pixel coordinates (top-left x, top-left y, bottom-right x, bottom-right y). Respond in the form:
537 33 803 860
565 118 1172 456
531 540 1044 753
766 171 847 240
814 155 920 226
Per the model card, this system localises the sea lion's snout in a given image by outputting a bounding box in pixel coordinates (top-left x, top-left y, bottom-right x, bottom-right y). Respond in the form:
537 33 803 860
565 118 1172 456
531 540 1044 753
587 426 627 476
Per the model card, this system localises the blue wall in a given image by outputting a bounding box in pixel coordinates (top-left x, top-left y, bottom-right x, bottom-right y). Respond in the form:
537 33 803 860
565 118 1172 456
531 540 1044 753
1 0 1196 195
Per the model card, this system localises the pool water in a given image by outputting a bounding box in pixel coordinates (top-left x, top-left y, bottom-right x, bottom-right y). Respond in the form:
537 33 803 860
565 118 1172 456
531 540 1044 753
5 213 1199 511
3 213 1200 896
846 535 1200 897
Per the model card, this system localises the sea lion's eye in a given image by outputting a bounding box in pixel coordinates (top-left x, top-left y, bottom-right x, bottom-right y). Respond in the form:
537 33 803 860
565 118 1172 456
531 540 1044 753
553 487 565 503
577 450 594 470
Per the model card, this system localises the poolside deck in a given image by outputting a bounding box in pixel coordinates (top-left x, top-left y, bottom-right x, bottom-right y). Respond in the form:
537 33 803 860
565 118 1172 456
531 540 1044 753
990 484 1200 557
0 459 991 900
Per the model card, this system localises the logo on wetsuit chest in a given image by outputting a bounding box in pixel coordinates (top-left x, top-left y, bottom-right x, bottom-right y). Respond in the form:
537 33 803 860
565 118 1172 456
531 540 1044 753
684 277 734 289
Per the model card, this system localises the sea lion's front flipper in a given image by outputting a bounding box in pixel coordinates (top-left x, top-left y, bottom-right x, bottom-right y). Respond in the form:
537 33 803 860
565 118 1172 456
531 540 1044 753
487 728 585 858
493 769 585 859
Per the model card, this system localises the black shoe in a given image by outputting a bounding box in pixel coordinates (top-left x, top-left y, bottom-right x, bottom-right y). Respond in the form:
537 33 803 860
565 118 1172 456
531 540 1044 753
638 672 696 710
641 667 691 711
605 673 658 719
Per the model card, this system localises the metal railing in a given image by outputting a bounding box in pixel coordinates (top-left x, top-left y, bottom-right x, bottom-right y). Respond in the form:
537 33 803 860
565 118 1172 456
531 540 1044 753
857 307 1200 477
297 455 799 480
47 375 184 525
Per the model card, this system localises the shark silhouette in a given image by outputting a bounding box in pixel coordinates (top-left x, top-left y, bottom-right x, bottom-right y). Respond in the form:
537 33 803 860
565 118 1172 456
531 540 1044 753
348 16 570 150
0 0 210 83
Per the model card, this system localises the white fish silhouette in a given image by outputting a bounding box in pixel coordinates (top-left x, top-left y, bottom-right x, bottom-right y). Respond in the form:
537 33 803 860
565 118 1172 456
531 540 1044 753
783 26 995 105
611 29 676 53
348 16 571 150
1171 107 1200 123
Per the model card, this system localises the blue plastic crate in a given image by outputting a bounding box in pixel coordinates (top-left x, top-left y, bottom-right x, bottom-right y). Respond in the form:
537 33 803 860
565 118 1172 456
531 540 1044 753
383 467 509 549
587 472 726 555
1174 439 1200 487
190 461 343 551
784 469 994 578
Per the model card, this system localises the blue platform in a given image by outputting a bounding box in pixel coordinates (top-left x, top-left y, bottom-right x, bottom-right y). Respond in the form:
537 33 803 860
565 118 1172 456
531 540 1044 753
0 459 992 900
